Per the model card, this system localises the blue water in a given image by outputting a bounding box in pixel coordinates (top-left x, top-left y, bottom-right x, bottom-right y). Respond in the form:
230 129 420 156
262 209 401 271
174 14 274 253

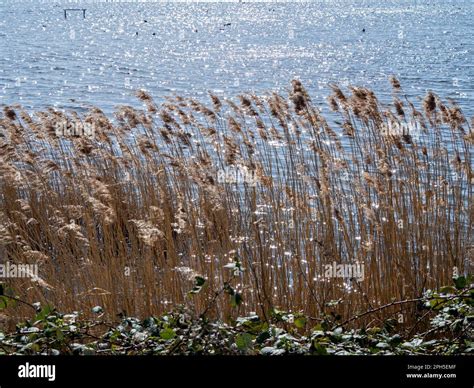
0 0 473 114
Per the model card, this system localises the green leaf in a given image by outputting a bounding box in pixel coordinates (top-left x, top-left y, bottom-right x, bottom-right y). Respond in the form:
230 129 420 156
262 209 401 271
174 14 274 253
160 328 176 340
230 293 243 308
271 308 289 322
256 331 271 344
312 342 328 355
429 298 444 310
195 276 206 287
55 329 64 341
439 286 457 294
389 334 402 346
0 296 8 310
312 323 324 332
35 304 54 322
189 276 206 295
0 285 16 310
383 318 397 333
454 276 467 290
294 316 307 329
235 333 253 350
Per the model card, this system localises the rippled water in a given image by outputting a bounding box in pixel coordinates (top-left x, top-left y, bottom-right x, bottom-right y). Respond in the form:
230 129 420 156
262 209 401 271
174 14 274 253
0 0 473 114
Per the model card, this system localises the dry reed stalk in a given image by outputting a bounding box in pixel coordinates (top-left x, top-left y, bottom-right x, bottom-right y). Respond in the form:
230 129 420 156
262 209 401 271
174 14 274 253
0 80 472 333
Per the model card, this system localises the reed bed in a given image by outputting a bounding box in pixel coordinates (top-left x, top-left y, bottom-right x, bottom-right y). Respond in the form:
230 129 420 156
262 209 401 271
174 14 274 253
0 79 472 331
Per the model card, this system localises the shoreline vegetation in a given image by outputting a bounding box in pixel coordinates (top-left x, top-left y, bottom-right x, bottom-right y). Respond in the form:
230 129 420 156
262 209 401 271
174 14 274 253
0 78 473 354
0 279 472 355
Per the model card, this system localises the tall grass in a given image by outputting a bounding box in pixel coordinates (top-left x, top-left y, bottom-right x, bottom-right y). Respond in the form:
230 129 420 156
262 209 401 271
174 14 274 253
0 79 472 330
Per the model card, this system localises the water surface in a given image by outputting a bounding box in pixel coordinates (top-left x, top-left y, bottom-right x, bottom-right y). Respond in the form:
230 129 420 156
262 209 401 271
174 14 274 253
0 0 472 114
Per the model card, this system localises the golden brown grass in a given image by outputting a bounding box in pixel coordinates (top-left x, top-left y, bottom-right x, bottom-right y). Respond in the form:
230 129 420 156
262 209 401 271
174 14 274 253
0 79 472 330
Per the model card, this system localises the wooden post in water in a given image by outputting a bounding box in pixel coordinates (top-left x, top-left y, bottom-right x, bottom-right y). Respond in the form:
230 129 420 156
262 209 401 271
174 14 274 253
64 9 87 20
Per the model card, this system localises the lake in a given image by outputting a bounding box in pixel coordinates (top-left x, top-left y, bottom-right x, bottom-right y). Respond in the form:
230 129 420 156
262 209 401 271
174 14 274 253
0 0 473 115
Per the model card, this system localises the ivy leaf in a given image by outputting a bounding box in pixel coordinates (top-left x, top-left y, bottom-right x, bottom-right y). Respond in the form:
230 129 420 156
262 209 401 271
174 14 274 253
312 342 328 355
35 304 54 322
256 331 271 344
55 329 64 341
0 285 17 310
454 276 467 290
389 334 402 346
189 276 206 295
230 293 242 308
235 333 253 350
439 286 457 295
160 328 176 340
294 316 307 329
195 276 206 287
429 298 444 310
0 296 9 310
